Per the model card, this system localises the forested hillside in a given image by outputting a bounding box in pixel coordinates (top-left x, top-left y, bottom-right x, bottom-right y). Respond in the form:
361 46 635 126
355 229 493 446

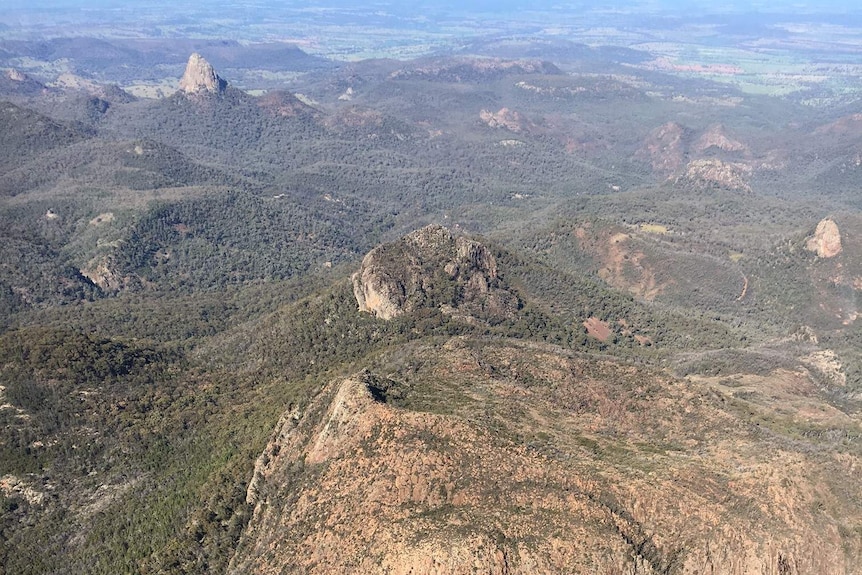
1 22 860 575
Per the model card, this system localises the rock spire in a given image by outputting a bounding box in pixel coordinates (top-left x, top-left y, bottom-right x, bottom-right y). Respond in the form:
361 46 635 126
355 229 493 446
178 53 226 94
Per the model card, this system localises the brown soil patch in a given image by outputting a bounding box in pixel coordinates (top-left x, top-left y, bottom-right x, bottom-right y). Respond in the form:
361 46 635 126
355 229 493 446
583 317 612 342
596 232 664 301
634 334 653 346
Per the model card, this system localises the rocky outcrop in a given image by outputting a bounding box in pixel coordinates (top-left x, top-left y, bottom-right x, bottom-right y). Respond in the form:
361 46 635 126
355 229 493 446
232 368 656 575
80 255 135 293
682 158 752 191
479 107 534 133
638 123 752 178
0 475 46 506
178 53 227 95
0 68 47 97
230 340 861 574
693 123 748 154
806 218 842 258
352 225 519 321
636 121 688 174
7 69 27 82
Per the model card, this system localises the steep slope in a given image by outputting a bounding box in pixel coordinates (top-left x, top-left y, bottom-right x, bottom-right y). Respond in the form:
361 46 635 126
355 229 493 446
179 53 228 95
231 338 861 574
224 227 860 574
0 68 48 98
0 102 88 174
109 189 392 292
352 224 518 321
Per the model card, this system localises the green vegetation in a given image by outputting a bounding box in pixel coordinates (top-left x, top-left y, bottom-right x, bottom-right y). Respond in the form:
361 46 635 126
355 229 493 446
0 12 861 572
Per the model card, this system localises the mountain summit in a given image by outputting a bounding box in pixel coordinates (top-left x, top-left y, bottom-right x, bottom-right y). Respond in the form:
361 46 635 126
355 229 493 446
352 224 519 321
178 53 227 94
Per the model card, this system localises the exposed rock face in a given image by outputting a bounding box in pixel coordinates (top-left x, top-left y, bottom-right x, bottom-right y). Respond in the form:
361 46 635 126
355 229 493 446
80 255 133 292
7 69 27 82
352 224 518 321
0 68 47 97
178 53 227 95
693 123 748 154
806 218 842 258
636 121 688 174
233 367 657 575
0 475 45 506
479 107 533 133
638 123 750 178
230 340 861 574
590 228 666 301
682 158 752 191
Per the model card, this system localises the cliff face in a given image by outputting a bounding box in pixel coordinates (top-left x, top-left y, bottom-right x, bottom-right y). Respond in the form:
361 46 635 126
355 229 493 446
806 218 842 258
352 224 519 321
178 53 227 95
230 339 861 575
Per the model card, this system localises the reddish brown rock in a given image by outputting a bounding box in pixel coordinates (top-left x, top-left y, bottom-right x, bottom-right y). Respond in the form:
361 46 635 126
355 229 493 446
230 340 861 574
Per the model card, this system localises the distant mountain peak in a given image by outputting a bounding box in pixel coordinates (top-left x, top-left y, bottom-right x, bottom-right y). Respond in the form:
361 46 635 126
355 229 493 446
178 53 226 95
693 123 748 155
7 68 27 82
1 67 48 97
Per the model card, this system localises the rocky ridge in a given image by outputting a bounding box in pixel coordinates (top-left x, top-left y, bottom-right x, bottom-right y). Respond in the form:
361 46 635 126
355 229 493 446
637 123 754 184
230 338 861 574
692 123 748 155
389 57 562 82
0 68 48 97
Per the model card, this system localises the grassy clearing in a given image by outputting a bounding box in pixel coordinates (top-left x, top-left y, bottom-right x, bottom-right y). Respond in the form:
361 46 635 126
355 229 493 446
639 223 669 235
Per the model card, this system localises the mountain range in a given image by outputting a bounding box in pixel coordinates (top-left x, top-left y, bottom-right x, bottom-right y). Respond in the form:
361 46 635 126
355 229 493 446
0 43 860 574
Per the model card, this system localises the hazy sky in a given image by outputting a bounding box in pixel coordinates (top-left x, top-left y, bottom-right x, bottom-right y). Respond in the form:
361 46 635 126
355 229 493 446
4 0 859 12
3 0 861 42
